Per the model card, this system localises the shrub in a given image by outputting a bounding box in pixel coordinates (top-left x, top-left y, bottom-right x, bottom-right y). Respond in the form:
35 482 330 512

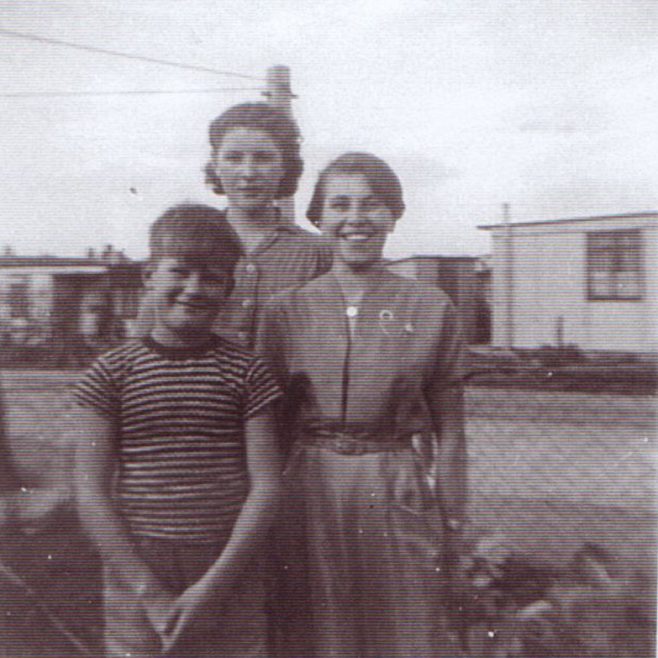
451 535 656 658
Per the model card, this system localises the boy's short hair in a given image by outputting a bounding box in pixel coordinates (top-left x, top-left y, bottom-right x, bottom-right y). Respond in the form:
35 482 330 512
306 152 405 227
204 102 303 199
149 204 243 274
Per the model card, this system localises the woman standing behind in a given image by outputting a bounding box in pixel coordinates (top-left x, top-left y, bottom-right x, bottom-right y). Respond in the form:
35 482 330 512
137 103 331 348
258 153 467 657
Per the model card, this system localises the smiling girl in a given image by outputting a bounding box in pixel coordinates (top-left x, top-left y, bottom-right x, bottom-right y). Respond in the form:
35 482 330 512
258 153 467 657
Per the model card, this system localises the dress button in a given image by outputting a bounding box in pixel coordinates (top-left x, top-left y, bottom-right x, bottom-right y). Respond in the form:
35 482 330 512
245 263 256 274
242 298 253 308
346 305 359 318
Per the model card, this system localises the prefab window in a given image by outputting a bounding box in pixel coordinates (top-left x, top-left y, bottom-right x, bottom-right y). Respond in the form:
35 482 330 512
586 230 643 300
8 279 30 318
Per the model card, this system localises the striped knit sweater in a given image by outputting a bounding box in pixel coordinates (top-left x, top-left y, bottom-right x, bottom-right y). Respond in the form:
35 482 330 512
73 335 281 544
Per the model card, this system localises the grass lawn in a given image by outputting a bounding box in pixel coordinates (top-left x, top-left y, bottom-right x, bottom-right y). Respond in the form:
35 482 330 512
466 387 655 570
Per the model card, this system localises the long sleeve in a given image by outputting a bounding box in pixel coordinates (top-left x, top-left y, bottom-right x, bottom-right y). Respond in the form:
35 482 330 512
426 302 467 528
256 300 296 455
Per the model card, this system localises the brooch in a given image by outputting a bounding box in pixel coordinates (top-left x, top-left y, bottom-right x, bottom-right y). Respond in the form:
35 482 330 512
378 309 395 335
378 309 415 336
379 309 394 322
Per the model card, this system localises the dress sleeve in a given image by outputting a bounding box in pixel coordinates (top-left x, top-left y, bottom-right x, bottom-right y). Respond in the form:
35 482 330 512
425 298 467 527
256 298 301 454
243 356 283 420
255 298 289 389
316 238 334 277
429 300 465 391
72 355 121 418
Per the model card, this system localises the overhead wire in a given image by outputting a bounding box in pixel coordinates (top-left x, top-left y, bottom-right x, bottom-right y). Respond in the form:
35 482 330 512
0 27 264 82
0 88 262 98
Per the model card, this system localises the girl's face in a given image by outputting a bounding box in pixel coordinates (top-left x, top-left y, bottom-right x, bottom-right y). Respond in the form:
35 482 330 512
319 173 395 270
211 127 285 212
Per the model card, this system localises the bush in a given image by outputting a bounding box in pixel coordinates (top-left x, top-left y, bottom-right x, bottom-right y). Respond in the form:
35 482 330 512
452 535 656 658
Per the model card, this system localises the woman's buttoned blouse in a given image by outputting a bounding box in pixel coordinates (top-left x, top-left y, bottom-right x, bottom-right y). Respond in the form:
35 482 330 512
219 223 331 347
258 270 464 439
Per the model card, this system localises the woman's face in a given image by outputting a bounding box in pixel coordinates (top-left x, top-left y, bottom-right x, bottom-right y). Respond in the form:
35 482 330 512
320 173 395 270
211 127 285 212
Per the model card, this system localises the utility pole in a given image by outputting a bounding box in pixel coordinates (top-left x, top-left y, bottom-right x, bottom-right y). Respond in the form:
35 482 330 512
265 65 293 116
502 202 514 349
264 65 296 223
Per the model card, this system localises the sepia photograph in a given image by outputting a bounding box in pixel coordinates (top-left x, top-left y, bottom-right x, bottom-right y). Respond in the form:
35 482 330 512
0 2 656 656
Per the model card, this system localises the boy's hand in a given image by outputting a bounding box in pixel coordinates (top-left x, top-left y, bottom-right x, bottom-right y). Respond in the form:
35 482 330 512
161 579 229 651
140 582 177 638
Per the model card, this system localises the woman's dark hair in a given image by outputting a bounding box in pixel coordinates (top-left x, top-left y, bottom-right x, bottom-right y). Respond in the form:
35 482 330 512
306 152 405 226
204 102 303 199
149 203 243 276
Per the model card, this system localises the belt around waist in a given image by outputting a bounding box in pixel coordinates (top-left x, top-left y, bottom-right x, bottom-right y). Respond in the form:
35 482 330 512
299 431 420 456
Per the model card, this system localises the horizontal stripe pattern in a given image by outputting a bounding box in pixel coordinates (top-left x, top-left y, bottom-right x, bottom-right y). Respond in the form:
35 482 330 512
74 336 281 543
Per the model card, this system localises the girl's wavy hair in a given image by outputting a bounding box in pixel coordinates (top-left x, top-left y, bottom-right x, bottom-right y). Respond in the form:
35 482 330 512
204 103 303 199
306 152 405 227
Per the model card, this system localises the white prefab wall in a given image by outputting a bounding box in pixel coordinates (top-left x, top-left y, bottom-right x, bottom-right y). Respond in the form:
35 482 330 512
489 215 658 353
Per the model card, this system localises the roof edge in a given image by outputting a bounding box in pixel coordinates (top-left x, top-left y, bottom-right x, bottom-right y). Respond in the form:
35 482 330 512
478 211 658 230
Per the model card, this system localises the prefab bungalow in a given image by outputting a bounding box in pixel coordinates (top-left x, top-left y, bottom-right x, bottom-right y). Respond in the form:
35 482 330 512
0 253 142 365
479 212 658 354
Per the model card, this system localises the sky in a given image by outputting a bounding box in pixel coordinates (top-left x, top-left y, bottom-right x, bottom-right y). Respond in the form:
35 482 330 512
0 0 656 260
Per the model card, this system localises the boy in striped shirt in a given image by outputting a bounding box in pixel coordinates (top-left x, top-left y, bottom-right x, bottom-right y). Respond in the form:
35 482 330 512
73 204 282 657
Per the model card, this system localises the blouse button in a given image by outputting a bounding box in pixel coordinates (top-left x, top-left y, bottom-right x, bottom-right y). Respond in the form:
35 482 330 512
346 306 359 318
245 263 256 274
242 298 253 308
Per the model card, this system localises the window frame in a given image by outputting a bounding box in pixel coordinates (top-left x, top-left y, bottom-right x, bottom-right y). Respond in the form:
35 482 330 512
586 229 644 302
7 276 30 319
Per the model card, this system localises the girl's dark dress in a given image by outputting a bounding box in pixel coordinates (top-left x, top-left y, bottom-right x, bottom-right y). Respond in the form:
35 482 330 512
259 270 465 658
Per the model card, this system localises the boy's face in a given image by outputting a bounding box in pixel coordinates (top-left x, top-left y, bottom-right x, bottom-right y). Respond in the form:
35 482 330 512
146 256 232 346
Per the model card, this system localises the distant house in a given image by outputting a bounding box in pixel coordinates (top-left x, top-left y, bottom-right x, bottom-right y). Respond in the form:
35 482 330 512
479 211 658 353
0 252 142 364
386 255 489 343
